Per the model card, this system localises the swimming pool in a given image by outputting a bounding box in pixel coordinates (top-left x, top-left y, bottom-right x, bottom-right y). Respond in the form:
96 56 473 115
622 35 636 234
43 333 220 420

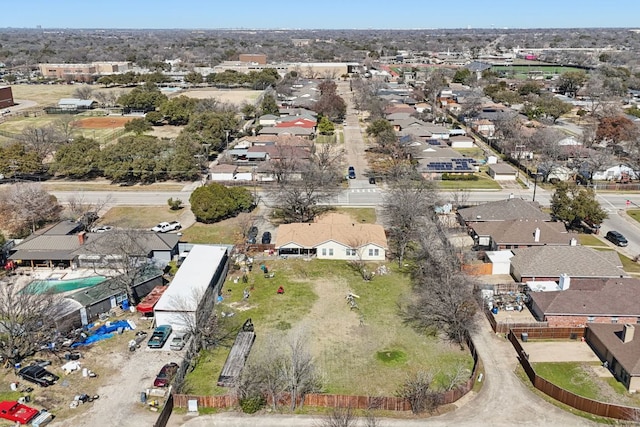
21 276 107 294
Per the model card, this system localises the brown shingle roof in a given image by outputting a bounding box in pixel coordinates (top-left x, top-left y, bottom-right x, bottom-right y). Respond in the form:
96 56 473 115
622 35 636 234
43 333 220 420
275 221 387 249
458 198 550 222
531 278 640 317
470 220 569 246
511 246 627 279
588 323 640 375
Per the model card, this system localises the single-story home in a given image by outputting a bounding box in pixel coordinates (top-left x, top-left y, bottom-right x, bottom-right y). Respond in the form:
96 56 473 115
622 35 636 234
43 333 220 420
210 164 238 181
586 323 640 392
275 213 387 261
457 198 550 224
488 163 517 181
510 246 628 283
448 135 475 148
469 219 570 250
529 277 640 327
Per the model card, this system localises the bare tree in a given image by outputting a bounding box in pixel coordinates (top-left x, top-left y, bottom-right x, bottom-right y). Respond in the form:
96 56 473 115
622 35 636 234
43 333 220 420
80 230 158 304
281 331 323 410
580 150 616 183
72 85 94 100
65 192 113 225
317 406 357 427
54 115 79 143
396 370 440 414
17 125 64 160
442 361 472 391
0 283 69 365
346 237 374 281
237 339 288 411
382 179 439 267
449 189 470 210
0 184 62 235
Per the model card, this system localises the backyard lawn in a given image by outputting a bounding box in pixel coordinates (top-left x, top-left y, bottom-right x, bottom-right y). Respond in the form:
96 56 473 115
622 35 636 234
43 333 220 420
184 259 473 397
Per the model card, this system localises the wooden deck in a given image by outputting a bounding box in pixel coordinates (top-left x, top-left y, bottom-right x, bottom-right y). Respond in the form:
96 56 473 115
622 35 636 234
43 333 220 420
217 320 256 387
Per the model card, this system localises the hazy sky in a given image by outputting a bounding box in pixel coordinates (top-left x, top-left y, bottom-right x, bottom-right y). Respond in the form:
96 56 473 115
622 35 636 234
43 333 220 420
2 0 639 29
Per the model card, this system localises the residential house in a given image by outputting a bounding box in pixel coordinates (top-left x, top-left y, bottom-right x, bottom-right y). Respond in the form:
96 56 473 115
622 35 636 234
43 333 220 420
488 163 517 181
470 119 496 138
448 135 475 148
583 164 637 182
529 277 640 327
210 164 238 181
258 126 314 139
469 219 570 250
510 246 628 282
457 198 551 224
586 323 640 392
257 114 279 126
275 213 387 261
415 146 476 177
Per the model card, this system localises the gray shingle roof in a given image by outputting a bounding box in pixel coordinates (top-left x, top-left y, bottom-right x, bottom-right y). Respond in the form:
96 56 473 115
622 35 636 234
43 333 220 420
470 220 569 246
511 246 627 279
588 323 640 375
458 198 550 222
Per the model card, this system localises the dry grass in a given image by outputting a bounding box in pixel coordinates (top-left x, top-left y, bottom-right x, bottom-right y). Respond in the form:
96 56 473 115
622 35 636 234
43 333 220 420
98 206 184 229
176 88 263 106
10 84 128 107
40 181 185 192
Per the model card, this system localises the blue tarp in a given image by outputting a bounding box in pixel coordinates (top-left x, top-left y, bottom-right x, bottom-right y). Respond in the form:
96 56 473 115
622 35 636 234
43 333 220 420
71 320 133 347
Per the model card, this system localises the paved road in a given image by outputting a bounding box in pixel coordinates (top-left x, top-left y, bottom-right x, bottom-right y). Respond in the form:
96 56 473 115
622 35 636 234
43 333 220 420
176 316 596 427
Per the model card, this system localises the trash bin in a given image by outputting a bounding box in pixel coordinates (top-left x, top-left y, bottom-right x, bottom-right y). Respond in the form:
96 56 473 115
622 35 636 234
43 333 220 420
140 392 147 404
521 333 528 342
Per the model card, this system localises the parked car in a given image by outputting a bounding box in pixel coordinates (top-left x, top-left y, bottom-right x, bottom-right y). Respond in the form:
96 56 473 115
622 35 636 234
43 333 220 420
348 166 356 179
606 230 628 247
261 231 272 244
153 362 179 387
151 221 182 233
18 365 59 387
90 225 113 233
147 325 173 348
247 226 258 243
0 401 40 425
170 332 191 351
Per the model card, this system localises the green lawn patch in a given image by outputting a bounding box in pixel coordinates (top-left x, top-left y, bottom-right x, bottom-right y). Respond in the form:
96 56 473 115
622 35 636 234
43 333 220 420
331 207 377 224
453 148 484 158
437 174 501 190
99 206 183 229
576 234 607 247
185 259 473 397
628 209 640 224
532 362 599 400
179 222 239 245
619 253 640 274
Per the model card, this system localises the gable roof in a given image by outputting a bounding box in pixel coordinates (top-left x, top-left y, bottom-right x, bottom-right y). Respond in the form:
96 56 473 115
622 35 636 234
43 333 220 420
588 323 640 375
72 231 179 257
275 216 387 250
470 220 569 246
488 163 517 175
511 246 628 279
457 198 550 222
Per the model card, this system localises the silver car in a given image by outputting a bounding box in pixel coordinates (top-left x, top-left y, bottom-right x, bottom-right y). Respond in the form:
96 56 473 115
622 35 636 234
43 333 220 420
169 332 191 351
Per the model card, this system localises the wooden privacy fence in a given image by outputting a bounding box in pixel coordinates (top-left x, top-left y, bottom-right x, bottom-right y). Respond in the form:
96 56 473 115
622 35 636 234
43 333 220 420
507 330 638 420
511 326 585 340
174 332 481 413
484 307 548 334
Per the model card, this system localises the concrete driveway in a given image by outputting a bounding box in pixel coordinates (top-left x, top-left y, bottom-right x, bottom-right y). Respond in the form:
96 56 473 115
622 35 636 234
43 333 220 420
523 341 601 363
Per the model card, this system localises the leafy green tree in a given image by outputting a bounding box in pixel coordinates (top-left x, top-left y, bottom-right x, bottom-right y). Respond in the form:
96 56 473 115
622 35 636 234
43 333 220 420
99 135 170 184
96 76 113 87
178 111 239 153
0 143 45 177
551 182 607 226
184 71 203 85
190 183 255 223
145 111 164 125
166 140 201 181
117 82 168 112
159 95 197 125
259 93 279 116
167 198 183 210
51 136 101 179
452 68 472 84
534 94 572 123
317 116 335 135
558 70 587 97
124 118 152 135
241 103 257 120
518 81 542 96
366 119 397 151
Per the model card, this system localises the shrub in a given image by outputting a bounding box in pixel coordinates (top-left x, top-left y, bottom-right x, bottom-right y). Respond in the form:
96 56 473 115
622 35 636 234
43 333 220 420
239 395 266 414
441 173 479 181
167 197 183 210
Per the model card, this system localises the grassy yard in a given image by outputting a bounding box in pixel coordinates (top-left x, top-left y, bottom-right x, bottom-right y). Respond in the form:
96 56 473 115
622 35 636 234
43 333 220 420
453 148 484 159
179 221 240 245
40 181 185 192
331 207 377 224
532 362 600 400
576 234 607 247
628 209 640 224
184 259 472 397
619 253 640 274
437 174 502 190
99 206 184 229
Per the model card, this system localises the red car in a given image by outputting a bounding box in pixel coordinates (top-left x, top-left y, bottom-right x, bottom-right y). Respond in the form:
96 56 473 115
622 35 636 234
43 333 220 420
0 400 40 424
153 362 179 388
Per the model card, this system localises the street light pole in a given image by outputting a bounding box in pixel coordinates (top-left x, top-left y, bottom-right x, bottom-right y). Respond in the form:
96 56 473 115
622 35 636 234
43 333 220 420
532 173 539 202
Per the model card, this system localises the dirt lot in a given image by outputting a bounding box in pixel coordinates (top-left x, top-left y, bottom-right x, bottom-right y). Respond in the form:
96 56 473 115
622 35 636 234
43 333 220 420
74 116 133 129
0 306 181 427
176 88 263 106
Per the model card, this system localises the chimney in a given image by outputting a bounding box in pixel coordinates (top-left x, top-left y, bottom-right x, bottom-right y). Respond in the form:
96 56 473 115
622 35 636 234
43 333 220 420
623 324 635 343
78 231 86 245
534 227 540 243
569 238 577 246
559 273 570 290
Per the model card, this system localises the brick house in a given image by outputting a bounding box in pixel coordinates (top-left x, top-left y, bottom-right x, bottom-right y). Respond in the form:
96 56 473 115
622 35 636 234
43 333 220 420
469 219 571 250
586 323 640 392
457 197 550 225
529 278 640 327
510 246 628 283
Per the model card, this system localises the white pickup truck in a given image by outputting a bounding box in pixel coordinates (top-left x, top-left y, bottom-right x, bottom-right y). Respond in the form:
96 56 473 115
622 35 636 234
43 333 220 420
151 221 182 233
